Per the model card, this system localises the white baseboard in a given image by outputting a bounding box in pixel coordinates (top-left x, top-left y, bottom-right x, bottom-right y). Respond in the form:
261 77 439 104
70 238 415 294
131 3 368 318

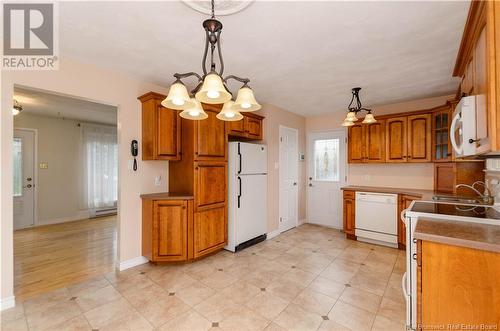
38 210 90 226
266 229 281 240
118 256 149 271
0 296 15 311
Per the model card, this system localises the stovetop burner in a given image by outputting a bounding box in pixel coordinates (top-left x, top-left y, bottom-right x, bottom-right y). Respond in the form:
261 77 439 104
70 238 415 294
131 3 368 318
410 201 500 220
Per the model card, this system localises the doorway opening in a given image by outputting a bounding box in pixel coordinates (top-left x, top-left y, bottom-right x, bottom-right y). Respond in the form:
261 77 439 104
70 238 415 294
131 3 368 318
307 129 347 229
12 86 118 301
279 125 299 232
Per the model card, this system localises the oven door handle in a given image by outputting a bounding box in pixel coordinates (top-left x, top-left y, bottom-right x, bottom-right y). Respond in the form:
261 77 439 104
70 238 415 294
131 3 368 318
402 271 408 298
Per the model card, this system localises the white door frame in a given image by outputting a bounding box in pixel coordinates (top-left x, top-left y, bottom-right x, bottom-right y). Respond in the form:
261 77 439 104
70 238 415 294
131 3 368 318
306 128 348 227
13 127 38 228
279 125 299 232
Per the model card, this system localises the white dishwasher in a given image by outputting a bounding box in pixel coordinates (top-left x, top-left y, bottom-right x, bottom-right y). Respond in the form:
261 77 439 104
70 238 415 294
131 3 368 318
355 192 398 247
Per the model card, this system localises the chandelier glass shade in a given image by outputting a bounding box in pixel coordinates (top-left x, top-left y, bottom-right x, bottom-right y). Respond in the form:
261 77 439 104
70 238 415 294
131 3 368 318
342 87 375 126
163 0 261 121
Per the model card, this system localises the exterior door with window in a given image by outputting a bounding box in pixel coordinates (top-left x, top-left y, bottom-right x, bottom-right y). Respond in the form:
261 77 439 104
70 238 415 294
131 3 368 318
13 129 36 230
307 130 346 229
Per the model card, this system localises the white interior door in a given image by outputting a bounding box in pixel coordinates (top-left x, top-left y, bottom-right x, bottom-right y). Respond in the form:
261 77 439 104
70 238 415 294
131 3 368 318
279 126 298 232
13 129 36 230
307 130 346 229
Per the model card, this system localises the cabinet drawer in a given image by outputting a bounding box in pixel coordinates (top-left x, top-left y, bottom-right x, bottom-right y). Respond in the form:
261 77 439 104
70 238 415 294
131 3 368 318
194 206 227 258
194 162 227 210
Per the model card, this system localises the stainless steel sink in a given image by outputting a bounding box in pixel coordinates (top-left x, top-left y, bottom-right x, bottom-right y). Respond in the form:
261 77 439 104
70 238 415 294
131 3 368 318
432 195 483 204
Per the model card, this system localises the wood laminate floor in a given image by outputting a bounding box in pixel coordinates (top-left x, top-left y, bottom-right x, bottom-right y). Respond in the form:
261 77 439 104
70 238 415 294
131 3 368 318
13 216 117 302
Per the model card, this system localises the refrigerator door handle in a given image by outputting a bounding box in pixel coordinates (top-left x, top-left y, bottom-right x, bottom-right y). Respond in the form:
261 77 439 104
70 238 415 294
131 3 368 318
237 176 242 208
237 143 242 174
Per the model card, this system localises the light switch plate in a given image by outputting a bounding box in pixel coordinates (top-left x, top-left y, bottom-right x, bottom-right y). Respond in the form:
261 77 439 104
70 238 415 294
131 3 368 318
154 176 162 186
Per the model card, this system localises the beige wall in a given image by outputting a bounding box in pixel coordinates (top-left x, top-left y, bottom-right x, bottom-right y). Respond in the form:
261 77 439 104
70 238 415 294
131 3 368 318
306 94 455 190
14 114 117 225
257 104 307 232
1 57 169 303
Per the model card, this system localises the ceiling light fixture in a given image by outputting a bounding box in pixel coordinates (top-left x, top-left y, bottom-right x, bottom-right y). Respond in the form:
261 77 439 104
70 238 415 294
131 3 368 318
341 87 376 126
165 0 261 121
12 99 23 116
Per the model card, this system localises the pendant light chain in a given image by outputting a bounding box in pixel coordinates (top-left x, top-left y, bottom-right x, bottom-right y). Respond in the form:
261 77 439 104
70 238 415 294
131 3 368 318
211 0 215 19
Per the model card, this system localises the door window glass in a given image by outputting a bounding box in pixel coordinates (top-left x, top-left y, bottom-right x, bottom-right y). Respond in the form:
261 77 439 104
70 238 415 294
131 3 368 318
313 138 339 181
13 138 22 197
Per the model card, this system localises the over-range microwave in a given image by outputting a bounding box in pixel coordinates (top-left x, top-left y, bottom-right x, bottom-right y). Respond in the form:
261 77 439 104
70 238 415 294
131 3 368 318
450 95 486 157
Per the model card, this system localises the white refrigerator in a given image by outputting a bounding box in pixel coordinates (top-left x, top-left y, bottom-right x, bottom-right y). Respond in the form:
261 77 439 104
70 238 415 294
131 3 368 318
225 142 268 252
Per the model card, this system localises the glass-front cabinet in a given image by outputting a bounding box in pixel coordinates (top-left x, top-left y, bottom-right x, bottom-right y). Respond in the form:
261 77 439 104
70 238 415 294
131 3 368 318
432 108 452 162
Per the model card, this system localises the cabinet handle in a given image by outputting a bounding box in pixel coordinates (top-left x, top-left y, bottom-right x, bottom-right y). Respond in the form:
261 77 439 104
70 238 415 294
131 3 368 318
182 206 186 209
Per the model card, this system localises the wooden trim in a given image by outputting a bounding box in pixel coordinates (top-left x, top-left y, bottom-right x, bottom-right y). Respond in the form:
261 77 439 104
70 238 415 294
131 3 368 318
453 1 487 76
138 91 166 102
487 0 499 151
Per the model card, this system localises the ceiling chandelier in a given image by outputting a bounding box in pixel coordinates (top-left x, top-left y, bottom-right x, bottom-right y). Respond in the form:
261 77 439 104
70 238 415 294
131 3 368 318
341 87 376 126
162 0 261 121
12 99 23 116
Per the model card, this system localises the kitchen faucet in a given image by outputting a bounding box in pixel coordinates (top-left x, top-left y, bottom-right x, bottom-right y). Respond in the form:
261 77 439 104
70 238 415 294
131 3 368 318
455 181 494 205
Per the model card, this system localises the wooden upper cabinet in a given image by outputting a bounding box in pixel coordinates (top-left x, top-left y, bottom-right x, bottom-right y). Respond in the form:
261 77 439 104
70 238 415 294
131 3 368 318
348 123 365 163
138 92 181 160
155 200 188 261
453 1 500 153
227 113 264 140
386 117 408 162
195 106 226 160
432 108 452 162
365 120 386 162
407 114 432 162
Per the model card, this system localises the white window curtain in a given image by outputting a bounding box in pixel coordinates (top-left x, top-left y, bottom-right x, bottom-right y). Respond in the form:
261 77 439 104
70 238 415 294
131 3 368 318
80 123 118 209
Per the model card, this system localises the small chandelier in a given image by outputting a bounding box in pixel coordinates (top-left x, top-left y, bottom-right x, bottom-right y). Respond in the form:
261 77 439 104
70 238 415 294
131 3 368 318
12 99 23 116
163 0 261 121
341 87 376 126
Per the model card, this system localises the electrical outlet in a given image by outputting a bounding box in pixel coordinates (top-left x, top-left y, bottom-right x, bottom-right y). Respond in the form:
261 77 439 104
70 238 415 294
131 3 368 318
154 176 162 186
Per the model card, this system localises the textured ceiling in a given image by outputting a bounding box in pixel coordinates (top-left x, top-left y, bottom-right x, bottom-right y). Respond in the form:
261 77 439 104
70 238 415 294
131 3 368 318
59 1 469 117
14 87 117 124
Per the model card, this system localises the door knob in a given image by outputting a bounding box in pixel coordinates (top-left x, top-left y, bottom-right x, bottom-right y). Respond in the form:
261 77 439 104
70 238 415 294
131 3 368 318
25 184 32 188
293 182 297 186
309 183 313 187
27 177 32 182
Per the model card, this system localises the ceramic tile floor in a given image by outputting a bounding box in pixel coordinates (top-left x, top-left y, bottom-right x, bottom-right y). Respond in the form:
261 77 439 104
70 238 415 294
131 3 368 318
1 224 407 331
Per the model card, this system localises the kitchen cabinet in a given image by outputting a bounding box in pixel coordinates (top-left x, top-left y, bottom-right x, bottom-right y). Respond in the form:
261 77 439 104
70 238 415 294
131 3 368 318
453 1 500 154
142 197 193 262
347 120 385 163
385 117 408 163
138 92 181 160
194 161 227 210
418 240 500 327
227 113 264 140
195 106 227 160
407 114 432 162
194 206 227 258
434 162 485 195
432 106 452 162
342 190 356 239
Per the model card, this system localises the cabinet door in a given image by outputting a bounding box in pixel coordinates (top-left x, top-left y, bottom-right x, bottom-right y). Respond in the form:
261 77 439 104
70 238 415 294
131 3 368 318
434 163 455 193
407 114 431 162
365 120 386 163
244 116 263 139
386 117 408 162
154 200 187 261
473 26 490 153
432 110 452 162
195 108 226 160
157 107 181 160
348 124 365 163
343 192 355 237
227 119 245 137
194 162 227 210
194 206 227 258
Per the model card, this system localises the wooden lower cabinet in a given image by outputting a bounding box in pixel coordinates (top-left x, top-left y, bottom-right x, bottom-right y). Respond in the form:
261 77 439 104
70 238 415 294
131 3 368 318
418 240 500 328
142 197 227 263
342 191 356 239
194 206 227 258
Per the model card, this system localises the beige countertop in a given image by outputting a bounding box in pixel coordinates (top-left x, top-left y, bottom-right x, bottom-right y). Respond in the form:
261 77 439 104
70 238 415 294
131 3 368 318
341 185 436 200
140 192 194 200
414 217 500 253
